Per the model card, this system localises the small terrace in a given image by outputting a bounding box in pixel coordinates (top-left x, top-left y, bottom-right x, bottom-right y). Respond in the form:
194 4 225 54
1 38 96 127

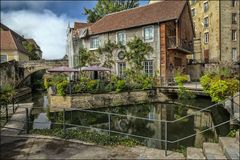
167 36 193 54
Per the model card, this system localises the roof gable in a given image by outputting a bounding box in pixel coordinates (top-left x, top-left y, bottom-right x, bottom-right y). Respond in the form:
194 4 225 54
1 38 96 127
89 0 186 35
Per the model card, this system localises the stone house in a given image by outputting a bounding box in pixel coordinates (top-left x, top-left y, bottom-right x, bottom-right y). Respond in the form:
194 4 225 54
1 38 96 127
189 0 239 64
0 23 30 63
67 1 194 84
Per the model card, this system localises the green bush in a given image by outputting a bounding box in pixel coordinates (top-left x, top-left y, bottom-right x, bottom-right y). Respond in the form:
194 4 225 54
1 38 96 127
116 80 126 92
87 80 98 93
0 84 15 105
200 74 239 102
30 128 142 147
56 80 68 96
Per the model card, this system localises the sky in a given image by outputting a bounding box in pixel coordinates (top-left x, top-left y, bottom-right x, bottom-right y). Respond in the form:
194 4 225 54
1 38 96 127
1 0 148 59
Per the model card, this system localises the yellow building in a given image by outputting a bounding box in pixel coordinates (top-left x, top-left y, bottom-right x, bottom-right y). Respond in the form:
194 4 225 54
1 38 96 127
0 23 30 63
150 0 239 64
191 0 239 63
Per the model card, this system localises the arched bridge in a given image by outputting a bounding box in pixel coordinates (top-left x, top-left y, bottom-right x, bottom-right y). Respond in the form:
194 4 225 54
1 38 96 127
16 59 68 87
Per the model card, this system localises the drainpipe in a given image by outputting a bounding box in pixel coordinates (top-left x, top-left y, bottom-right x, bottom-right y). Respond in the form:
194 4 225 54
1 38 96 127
219 0 222 61
158 22 161 86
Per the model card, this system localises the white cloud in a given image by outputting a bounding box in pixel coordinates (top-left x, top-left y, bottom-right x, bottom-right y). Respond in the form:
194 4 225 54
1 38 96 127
1 10 79 59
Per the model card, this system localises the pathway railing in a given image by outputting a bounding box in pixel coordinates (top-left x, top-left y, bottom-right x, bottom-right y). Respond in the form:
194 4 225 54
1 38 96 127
1 94 239 157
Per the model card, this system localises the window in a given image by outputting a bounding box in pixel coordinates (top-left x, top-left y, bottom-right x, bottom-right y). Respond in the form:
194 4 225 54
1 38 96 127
143 26 154 42
204 17 209 28
203 2 209 12
191 8 196 17
90 37 99 49
191 0 197 5
232 30 237 41
0 55 7 63
232 13 237 24
144 60 153 76
232 0 237 7
116 31 126 45
204 32 209 43
117 62 126 77
232 48 238 62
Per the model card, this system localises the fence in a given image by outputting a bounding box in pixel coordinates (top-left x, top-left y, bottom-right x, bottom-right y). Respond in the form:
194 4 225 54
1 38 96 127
1 94 239 156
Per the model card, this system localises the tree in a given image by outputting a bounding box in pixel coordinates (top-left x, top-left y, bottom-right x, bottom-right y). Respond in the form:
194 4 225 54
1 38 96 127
22 41 40 60
97 40 119 68
84 0 139 23
125 36 153 71
77 48 99 67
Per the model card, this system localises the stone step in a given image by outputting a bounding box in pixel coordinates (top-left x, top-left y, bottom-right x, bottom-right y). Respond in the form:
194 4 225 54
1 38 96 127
187 147 205 160
219 137 239 160
203 143 227 160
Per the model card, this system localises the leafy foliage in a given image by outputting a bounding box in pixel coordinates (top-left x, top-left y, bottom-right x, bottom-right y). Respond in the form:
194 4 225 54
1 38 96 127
77 48 99 67
84 0 139 23
0 84 15 105
97 40 119 68
200 66 240 102
30 128 142 147
22 41 40 60
125 36 153 70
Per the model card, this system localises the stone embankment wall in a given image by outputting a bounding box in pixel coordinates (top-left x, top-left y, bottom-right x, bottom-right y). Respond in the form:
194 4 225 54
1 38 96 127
49 90 169 112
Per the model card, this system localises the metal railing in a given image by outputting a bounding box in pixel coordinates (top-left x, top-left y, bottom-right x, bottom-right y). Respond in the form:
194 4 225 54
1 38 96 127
1 94 239 157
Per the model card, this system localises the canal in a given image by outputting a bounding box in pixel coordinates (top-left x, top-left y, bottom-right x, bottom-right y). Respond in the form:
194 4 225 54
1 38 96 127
20 90 230 151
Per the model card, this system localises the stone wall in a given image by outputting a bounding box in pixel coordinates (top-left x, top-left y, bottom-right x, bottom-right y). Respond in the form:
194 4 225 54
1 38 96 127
49 90 169 112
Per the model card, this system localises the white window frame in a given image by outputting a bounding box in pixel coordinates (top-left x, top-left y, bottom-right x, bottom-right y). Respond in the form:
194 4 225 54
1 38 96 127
232 30 237 41
232 0 237 7
191 8 196 17
0 54 8 63
232 48 238 62
117 62 126 77
232 13 237 24
203 1 209 12
204 32 209 44
143 25 154 42
90 36 100 50
204 16 209 28
143 60 154 76
116 31 126 45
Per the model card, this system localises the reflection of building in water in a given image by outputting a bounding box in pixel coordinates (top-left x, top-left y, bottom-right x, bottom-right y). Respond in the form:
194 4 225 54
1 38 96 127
146 104 167 149
187 109 217 147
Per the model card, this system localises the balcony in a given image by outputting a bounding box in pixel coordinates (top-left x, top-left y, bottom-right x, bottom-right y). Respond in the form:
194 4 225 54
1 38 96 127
167 36 193 53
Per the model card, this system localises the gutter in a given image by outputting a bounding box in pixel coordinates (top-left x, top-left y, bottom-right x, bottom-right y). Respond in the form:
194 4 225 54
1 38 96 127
219 0 222 61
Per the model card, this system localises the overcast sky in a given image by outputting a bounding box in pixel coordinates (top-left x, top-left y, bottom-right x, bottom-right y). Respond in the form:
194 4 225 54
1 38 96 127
1 1 148 59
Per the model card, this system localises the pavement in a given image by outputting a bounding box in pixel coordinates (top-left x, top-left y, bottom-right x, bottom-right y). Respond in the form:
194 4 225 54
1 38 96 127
0 135 184 159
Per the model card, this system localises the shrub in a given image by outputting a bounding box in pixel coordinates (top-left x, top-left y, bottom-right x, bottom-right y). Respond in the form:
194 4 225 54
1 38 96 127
200 74 239 102
116 80 126 92
56 80 68 96
0 84 15 105
87 80 98 93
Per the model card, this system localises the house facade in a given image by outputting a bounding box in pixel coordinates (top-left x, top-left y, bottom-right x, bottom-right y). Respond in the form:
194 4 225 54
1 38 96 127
67 1 194 84
189 0 239 64
0 23 30 63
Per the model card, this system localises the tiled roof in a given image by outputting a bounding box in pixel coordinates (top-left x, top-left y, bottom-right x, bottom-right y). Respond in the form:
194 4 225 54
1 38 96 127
89 0 186 35
0 23 29 55
74 22 92 30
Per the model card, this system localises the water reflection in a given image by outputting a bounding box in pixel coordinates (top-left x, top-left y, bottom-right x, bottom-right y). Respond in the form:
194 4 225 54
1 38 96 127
33 113 51 129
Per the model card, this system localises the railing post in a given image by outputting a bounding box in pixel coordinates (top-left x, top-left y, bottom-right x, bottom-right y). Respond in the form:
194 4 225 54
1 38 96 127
25 108 29 134
164 120 168 157
108 113 111 136
231 96 234 115
63 108 66 138
6 105 8 122
12 99 15 113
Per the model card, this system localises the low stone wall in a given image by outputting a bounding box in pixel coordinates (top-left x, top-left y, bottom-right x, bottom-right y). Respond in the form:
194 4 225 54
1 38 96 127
49 90 169 112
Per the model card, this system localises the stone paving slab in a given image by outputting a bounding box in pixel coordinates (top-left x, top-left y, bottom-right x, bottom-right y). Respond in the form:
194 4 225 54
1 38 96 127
203 143 227 160
0 135 185 159
1 105 32 135
187 147 205 159
219 137 240 160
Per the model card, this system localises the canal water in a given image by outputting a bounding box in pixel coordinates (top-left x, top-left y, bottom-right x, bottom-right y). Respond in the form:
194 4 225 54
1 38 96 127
21 90 230 150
